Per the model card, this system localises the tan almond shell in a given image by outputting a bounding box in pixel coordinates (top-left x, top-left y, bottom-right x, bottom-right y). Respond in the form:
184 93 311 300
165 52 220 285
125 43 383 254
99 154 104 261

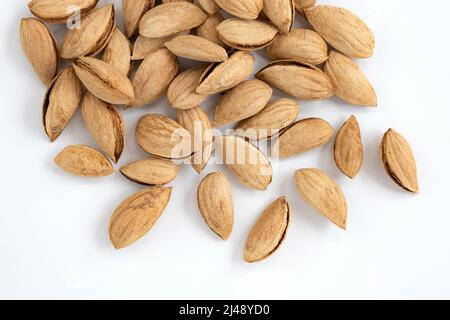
217 18 278 51
20 18 58 87
176 107 213 174
167 66 209 110
194 0 220 15
244 196 289 262
81 93 125 163
215 135 272 191
305 5 375 59
128 48 179 108
73 57 134 105
131 30 190 60
272 118 334 158
109 188 172 249
215 0 263 20
196 51 255 95
136 114 192 159
295 168 347 229
122 0 154 38
256 60 333 100
195 12 225 47
60 4 115 60
164 35 228 62
102 27 132 76
334 115 363 179
139 2 207 38
214 79 273 127
324 51 377 107
294 0 316 15
263 0 295 34
266 29 328 65
120 158 179 186
197 172 234 240
43 67 82 142
381 129 419 193
28 0 98 23
54 145 114 177
235 98 299 140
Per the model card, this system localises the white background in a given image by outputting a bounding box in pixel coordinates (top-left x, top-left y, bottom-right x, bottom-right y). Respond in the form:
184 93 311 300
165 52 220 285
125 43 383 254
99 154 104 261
1 0 450 299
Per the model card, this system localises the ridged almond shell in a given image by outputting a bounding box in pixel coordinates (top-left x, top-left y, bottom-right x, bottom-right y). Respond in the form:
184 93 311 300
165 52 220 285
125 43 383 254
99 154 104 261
214 79 273 127
272 118 334 158
295 168 347 229
102 27 132 76
81 93 125 163
43 67 82 142
60 4 115 60
136 114 192 159
120 158 179 186
139 2 207 38
305 5 375 59
196 51 255 95
334 115 363 179
266 29 328 65
167 66 209 110
73 57 134 105
324 51 377 107
217 18 278 51
28 0 98 23
54 145 114 177
109 188 172 249
165 35 228 62
195 12 225 47
122 0 154 38
132 31 190 60
128 48 179 108
194 0 220 15
235 98 299 140
20 18 58 87
215 135 272 191
215 0 263 20
176 107 213 174
244 196 289 262
197 172 234 240
256 60 333 100
263 0 295 34
294 0 316 15
381 129 419 193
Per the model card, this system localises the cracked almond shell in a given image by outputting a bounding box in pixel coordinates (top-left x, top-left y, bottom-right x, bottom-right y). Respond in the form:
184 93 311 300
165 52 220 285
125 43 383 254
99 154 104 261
109 188 172 249
334 115 363 179
120 158 179 186
244 196 289 263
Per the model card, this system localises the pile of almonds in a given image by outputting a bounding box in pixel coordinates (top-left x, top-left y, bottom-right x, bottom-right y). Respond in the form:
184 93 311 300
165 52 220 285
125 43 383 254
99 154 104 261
20 0 419 263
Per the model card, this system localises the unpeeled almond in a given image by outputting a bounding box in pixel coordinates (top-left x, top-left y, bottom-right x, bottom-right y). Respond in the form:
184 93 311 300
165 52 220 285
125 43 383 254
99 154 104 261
215 0 263 20
167 66 209 110
28 0 99 23
120 158 179 186
334 115 363 179
263 0 295 34
102 27 132 76
122 0 154 38
164 35 228 62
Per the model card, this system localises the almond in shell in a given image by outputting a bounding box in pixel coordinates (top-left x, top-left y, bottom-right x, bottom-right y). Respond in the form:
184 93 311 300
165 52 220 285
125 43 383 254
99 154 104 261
102 27 132 76
120 158 179 186
122 0 154 38
195 12 225 47
334 115 363 179
215 0 263 20
263 0 295 34
28 0 99 23
164 35 228 62
194 0 220 15
167 66 209 110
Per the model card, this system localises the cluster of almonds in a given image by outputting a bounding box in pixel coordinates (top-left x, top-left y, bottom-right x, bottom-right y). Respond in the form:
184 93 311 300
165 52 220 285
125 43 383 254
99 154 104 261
20 0 419 263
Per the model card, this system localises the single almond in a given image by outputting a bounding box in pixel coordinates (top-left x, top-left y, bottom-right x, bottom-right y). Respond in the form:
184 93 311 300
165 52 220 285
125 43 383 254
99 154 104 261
28 0 98 23
120 158 179 186
215 135 272 191
60 4 115 60
244 197 289 263
73 57 135 105
128 48 179 108
305 5 375 59
235 98 299 140
54 145 114 177
168 66 209 110
20 18 58 87
294 0 316 15
266 29 328 65
132 31 190 60
136 114 192 159
81 93 125 163
102 27 132 76
214 79 273 127
109 188 172 249
324 51 377 107
196 51 255 95
195 12 225 47
194 0 220 14
122 0 154 38
139 2 207 38
381 129 419 193
272 118 333 158
176 107 213 174
295 168 347 229
217 18 278 51
256 60 333 100
43 67 82 142
165 35 228 62
263 0 295 34
197 172 234 240
334 115 363 179
215 0 263 20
